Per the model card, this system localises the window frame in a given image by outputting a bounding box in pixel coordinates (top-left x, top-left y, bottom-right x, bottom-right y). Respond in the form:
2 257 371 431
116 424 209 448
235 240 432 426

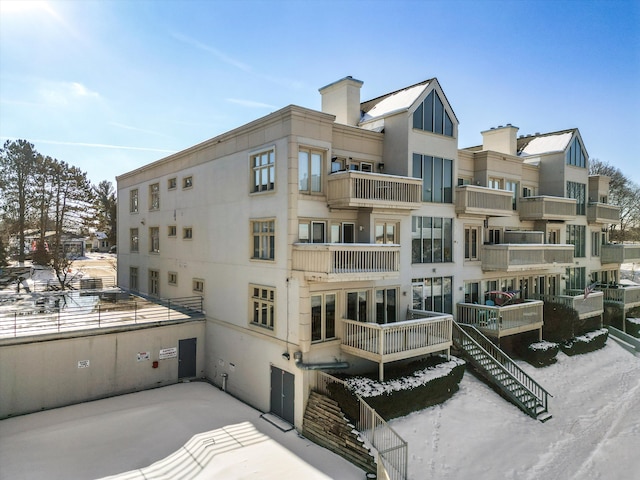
168 225 177 237
129 266 138 291
130 228 139 253
129 189 139 213
168 271 178 286
298 147 324 194
411 216 454 264
251 219 275 261
149 183 160 211
250 148 276 193
464 226 480 261
168 177 177 190
183 227 193 240
250 285 275 330
149 227 160 253
182 176 193 189
311 292 337 342
193 278 205 294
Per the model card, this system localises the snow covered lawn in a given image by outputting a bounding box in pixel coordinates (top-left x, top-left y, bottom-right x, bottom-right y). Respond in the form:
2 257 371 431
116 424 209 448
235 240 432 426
391 340 640 480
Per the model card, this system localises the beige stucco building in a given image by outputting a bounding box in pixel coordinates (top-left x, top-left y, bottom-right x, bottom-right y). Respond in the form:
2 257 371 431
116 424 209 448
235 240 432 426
116 76 633 429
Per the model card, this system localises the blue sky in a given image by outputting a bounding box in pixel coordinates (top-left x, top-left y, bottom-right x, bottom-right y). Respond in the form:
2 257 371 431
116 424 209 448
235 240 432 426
1 0 638 187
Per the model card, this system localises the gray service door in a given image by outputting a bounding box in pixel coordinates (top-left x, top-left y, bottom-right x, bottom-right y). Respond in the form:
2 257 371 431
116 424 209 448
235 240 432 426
270 366 295 424
178 338 197 379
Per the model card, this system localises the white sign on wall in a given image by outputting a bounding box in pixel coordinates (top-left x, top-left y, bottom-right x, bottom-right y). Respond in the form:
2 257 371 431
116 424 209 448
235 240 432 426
78 360 90 369
137 352 150 362
159 347 177 360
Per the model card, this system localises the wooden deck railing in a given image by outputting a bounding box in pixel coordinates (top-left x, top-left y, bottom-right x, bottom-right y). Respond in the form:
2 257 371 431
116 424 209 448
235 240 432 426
533 291 603 319
456 300 543 337
292 243 400 281
327 170 422 210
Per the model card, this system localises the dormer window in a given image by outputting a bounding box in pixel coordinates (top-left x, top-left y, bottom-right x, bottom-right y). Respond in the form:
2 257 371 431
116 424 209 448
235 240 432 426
413 90 454 137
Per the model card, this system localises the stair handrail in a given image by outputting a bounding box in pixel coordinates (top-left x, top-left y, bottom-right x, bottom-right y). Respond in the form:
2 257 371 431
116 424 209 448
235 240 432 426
452 322 551 414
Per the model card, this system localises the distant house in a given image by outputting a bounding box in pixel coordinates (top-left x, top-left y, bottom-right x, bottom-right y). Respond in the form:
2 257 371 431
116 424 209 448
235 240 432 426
86 231 111 253
9 230 85 259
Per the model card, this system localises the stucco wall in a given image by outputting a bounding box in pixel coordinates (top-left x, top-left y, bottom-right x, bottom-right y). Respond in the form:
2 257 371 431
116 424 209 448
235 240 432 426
0 321 205 419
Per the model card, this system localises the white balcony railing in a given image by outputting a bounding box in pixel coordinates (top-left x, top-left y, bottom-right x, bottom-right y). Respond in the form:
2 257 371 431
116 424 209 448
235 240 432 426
481 244 574 271
533 291 604 320
518 196 577 221
600 286 640 310
327 171 422 211
600 244 640 264
292 243 400 282
455 185 513 217
587 202 620 224
456 300 543 337
341 311 452 380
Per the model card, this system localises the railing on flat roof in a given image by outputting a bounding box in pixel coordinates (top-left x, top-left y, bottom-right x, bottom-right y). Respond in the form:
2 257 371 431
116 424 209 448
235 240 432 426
315 371 408 480
0 292 204 338
456 300 543 337
327 170 422 210
454 185 513 217
1 275 116 293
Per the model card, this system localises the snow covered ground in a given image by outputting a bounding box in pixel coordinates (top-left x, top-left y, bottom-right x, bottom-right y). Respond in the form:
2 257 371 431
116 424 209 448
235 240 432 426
1 341 638 480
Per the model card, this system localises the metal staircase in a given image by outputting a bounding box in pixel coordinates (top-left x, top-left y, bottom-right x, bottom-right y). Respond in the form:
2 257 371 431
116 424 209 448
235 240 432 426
452 321 552 422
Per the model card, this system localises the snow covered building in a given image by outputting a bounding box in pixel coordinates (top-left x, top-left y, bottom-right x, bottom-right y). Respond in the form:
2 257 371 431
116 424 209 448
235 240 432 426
116 76 630 430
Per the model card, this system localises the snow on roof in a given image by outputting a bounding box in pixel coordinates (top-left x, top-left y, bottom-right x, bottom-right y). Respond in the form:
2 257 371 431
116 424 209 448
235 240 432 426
518 131 573 156
360 82 428 123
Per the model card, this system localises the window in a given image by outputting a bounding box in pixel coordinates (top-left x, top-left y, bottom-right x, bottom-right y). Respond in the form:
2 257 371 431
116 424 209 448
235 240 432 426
375 222 397 244
168 178 177 190
182 176 193 189
565 267 586 291
465 226 480 260
505 180 518 210
193 278 204 293
331 156 345 172
149 183 160 210
149 227 160 253
592 231 602 257
566 137 586 168
464 282 479 304
183 227 193 239
130 228 139 252
251 285 275 329
311 293 336 342
548 227 560 244
129 189 139 213
251 149 275 193
149 269 159 296
168 225 177 237
488 228 501 245
330 222 355 243
129 267 138 291
347 290 369 322
488 177 503 190
412 90 454 137
567 181 586 215
412 216 453 263
522 186 536 197
412 154 453 203
412 277 453 314
375 288 397 324
168 272 177 285
298 220 326 243
299 148 323 193
567 224 586 257
252 220 275 260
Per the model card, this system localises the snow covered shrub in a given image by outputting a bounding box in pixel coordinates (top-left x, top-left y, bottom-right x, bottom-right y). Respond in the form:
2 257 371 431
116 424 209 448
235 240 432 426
561 328 609 356
525 341 560 366
625 317 640 338
332 356 466 421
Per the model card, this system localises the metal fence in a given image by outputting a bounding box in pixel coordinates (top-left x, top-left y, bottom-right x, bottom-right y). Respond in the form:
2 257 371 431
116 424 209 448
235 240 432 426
315 371 407 480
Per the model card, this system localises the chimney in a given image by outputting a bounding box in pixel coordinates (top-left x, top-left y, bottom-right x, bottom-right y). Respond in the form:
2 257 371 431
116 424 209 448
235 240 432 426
319 76 363 126
481 124 519 156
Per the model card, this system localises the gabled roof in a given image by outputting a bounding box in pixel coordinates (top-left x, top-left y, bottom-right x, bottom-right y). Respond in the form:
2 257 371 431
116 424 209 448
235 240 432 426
517 129 576 156
360 79 432 123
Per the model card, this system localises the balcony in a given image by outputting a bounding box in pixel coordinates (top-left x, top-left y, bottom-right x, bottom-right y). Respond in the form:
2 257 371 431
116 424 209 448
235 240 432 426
601 244 640 264
327 171 422 211
455 185 514 217
534 291 603 320
600 286 640 311
518 196 577 221
341 310 452 380
587 202 620 224
481 244 574 272
456 300 544 338
292 243 399 282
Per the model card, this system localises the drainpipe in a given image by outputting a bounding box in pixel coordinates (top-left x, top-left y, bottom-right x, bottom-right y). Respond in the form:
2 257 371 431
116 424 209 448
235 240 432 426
293 351 349 370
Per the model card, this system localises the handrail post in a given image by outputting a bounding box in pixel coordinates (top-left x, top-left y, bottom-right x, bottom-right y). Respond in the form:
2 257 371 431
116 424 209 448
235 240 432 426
14 312 17 337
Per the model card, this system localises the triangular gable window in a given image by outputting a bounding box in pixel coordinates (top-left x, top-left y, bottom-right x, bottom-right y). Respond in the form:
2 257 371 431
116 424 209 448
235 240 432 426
566 136 586 168
413 90 454 137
